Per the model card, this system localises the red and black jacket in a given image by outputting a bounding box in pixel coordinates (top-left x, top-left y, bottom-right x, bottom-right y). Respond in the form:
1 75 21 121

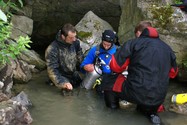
110 27 178 106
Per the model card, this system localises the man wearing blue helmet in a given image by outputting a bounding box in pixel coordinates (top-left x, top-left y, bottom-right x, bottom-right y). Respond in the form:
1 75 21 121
80 30 118 93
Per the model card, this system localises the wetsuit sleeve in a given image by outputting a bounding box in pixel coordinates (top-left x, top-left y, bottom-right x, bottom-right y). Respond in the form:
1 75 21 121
80 47 96 71
110 40 133 73
45 44 69 86
169 51 178 78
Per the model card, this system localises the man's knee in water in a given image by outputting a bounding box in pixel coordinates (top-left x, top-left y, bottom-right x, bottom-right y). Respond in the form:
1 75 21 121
104 90 119 109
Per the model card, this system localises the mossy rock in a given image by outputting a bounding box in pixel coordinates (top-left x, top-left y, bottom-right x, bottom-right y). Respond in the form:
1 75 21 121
77 31 92 40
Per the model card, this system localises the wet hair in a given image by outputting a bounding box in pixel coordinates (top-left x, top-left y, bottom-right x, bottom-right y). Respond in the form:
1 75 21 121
134 21 152 34
60 23 76 37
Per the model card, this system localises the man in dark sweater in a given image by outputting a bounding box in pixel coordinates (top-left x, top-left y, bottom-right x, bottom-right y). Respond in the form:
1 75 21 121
45 24 83 91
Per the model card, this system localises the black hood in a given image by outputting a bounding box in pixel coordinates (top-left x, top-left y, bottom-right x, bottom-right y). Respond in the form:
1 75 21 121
140 27 159 38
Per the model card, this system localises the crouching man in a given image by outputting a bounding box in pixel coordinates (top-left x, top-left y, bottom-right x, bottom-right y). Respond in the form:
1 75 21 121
104 21 178 125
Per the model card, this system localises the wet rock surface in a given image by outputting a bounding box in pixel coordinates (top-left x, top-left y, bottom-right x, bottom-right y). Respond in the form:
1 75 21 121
0 93 33 125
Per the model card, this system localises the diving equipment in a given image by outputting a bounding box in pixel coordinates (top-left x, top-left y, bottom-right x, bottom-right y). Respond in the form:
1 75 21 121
171 93 187 104
81 65 102 90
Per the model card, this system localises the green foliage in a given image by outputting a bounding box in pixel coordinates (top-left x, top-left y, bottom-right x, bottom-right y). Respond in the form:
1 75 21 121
0 9 7 22
0 0 23 20
0 20 11 41
150 4 174 29
77 31 92 40
18 0 23 7
0 0 32 65
173 0 183 4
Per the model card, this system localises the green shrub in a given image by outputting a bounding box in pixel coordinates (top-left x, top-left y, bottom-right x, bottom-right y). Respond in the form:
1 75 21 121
173 0 183 4
0 0 32 65
150 4 174 29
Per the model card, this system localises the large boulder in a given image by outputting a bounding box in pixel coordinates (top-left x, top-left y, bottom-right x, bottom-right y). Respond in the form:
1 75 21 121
18 50 46 70
11 91 32 108
0 88 33 124
7 15 46 83
10 15 33 40
0 14 46 101
0 65 13 97
0 99 33 125
118 0 144 42
75 11 114 54
27 0 121 49
152 7 187 81
11 59 33 83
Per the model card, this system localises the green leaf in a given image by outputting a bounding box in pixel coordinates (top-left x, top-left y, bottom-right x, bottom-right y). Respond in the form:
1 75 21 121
0 0 6 7
0 0 32 65
25 44 31 48
18 0 23 7
0 9 7 22
9 3 20 11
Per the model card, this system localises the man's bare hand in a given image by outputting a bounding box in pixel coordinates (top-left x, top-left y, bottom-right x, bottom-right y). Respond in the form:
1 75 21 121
61 83 73 90
84 64 94 72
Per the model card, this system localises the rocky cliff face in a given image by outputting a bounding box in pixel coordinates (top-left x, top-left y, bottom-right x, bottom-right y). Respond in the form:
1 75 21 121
23 0 121 49
118 0 187 80
118 0 174 42
118 0 144 42
18 0 187 80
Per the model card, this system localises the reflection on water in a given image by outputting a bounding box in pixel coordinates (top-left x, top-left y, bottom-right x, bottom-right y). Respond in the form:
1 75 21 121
20 70 187 125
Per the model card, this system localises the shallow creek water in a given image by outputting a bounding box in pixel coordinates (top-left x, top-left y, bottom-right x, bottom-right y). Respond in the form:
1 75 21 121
15 70 187 125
